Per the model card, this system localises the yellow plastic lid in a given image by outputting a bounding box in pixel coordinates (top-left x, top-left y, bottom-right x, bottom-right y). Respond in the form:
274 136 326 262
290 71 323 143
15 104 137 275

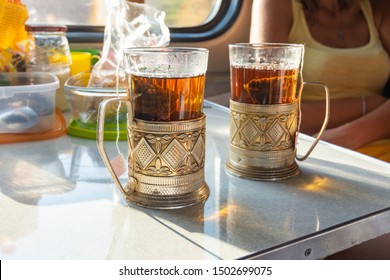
70 52 92 76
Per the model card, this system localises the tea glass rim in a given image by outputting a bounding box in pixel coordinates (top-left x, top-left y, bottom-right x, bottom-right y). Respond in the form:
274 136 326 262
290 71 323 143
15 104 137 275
123 47 209 77
123 46 209 55
229 43 304 50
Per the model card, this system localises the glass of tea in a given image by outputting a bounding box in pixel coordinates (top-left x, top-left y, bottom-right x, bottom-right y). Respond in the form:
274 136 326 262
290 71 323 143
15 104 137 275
124 47 208 122
97 47 210 209
226 43 330 181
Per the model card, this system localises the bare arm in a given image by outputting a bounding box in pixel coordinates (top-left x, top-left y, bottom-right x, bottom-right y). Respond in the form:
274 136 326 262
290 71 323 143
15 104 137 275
318 99 390 150
249 0 292 43
300 95 388 135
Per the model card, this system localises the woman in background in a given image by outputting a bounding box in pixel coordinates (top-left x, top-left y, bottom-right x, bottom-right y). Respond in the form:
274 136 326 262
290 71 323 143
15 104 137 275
250 0 390 162
250 0 390 260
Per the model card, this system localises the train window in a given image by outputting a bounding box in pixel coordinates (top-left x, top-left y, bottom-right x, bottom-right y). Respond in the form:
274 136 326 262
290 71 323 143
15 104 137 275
22 0 242 42
23 0 220 28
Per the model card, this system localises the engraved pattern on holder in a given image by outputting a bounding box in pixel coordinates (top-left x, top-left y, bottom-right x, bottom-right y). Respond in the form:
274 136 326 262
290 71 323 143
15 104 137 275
226 100 301 180
128 115 207 196
230 100 298 152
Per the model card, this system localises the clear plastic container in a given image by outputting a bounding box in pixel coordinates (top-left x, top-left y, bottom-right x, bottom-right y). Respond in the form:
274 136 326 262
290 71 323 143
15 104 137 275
25 24 72 111
64 72 127 140
0 72 59 133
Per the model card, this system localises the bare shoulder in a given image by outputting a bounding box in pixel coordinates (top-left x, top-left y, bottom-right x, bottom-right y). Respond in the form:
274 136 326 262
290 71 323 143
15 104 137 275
370 0 390 53
370 0 390 10
370 0 390 23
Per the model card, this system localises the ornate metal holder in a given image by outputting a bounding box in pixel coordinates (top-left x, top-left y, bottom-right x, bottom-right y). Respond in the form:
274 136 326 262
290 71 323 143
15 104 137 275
226 99 301 181
97 99 209 209
125 114 209 209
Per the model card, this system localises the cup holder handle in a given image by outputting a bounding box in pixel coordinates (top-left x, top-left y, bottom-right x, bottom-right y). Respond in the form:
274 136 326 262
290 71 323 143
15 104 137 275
296 82 330 161
96 97 137 197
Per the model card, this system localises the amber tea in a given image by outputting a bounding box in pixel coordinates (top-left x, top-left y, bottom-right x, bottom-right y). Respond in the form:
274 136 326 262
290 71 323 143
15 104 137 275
128 74 205 121
231 66 299 105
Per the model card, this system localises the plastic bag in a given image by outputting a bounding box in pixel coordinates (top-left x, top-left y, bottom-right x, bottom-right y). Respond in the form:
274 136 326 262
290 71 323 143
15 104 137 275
0 0 28 72
88 0 170 88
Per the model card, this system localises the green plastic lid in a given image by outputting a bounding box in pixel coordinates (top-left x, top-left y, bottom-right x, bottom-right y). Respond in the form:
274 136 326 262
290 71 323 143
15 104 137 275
67 119 127 140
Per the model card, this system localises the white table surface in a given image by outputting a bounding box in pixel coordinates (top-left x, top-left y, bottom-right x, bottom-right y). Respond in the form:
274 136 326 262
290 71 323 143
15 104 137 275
1 100 390 260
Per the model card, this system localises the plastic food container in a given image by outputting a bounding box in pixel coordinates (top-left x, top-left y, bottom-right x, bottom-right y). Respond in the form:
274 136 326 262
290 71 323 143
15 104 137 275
65 72 127 140
0 72 59 133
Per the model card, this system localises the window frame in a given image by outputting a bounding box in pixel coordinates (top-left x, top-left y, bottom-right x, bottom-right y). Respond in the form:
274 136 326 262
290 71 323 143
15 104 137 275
66 0 243 43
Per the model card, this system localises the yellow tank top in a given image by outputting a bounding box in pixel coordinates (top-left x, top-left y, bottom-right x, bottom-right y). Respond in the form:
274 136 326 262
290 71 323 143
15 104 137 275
288 0 390 101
